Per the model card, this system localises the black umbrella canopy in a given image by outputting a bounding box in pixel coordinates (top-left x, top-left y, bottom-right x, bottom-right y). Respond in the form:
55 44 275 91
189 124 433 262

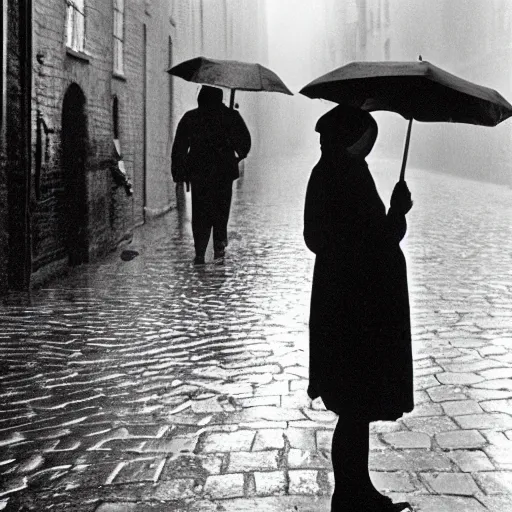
167 56 293 95
300 60 512 126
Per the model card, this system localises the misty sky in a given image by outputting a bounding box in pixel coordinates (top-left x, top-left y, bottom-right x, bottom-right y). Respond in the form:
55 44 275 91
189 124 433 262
261 0 511 184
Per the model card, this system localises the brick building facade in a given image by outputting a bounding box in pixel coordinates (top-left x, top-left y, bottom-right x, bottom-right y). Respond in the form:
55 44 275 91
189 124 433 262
0 0 32 293
0 0 268 292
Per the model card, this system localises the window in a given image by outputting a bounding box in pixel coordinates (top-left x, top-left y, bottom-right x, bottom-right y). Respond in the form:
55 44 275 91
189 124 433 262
113 0 125 74
66 0 85 53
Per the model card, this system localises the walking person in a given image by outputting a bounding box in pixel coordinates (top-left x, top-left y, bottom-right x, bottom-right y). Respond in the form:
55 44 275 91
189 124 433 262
171 85 251 264
304 105 414 512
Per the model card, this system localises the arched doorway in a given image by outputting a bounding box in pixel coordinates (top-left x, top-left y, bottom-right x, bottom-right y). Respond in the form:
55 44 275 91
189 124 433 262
61 83 88 265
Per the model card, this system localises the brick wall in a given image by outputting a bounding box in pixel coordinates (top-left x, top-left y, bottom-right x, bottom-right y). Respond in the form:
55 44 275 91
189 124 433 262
0 0 22 293
3 0 269 290
144 0 175 219
0 0 31 291
30 0 160 284
112 1 144 229
31 0 114 279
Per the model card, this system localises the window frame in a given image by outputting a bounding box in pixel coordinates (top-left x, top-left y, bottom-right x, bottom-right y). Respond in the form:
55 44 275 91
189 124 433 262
66 0 86 53
113 0 125 75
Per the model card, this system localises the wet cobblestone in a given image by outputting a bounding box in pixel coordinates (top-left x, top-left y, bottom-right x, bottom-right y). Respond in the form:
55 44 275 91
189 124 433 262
0 153 511 511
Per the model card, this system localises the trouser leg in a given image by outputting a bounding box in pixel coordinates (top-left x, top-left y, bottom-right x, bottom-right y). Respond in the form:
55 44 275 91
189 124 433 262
212 181 233 256
191 184 212 259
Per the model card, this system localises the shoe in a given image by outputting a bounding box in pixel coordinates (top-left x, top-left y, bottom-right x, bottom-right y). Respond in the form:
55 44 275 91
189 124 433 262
213 251 225 260
193 256 205 265
372 496 413 511
332 492 413 512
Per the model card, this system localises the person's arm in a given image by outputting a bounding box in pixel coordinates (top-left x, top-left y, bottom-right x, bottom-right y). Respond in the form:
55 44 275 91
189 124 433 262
386 209 407 242
305 172 392 254
304 169 333 254
230 111 252 160
171 116 190 183
386 181 413 242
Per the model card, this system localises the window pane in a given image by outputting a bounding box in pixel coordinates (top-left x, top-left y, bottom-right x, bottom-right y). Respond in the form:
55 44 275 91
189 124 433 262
113 0 124 73
114 40 123 74
66 6 74 47
114 12 123 39
114 39 119 67
77 12 85 52
72 10 79 49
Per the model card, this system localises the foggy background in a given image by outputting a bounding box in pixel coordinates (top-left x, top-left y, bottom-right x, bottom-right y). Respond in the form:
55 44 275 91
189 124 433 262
255 0 512 187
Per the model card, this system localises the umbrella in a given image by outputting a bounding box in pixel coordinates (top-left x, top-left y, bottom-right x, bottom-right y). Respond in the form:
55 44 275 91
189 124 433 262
167 56 293 108
300 59 512 180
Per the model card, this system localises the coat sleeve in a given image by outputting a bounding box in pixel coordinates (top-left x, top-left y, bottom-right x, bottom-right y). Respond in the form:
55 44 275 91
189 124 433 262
304 168 331 254
230 111 252 159
304 163 393 255
171 115 190 182
386 207 407 243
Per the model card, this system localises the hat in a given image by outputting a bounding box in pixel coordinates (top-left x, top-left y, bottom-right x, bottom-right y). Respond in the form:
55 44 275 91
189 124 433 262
315 104 376 148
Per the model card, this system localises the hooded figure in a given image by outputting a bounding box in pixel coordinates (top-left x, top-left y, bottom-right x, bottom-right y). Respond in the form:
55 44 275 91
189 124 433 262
304 105 414 512
171 85 251 264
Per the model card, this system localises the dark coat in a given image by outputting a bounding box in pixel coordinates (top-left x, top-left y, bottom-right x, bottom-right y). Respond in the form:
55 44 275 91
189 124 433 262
171 104 251 185
304 151 414 421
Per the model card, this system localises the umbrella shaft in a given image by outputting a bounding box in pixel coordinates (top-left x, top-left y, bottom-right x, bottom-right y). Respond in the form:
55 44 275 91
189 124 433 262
400 118 413 181
229 89 236 109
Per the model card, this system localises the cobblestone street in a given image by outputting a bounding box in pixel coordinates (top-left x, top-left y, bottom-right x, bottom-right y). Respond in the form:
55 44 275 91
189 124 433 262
1 151 512 512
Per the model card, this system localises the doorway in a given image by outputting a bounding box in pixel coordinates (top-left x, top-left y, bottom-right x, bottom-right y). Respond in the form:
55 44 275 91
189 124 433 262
61 83 88 265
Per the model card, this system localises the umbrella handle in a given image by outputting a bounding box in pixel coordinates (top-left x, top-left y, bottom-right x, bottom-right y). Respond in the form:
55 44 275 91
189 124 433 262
400 118 413 182
229 89 236 109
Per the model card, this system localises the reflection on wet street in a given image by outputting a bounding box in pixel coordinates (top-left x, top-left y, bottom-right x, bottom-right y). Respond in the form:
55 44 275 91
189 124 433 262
1 150 512 511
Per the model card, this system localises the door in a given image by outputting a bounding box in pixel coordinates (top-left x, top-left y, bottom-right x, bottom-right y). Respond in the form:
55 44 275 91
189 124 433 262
61 83 88 265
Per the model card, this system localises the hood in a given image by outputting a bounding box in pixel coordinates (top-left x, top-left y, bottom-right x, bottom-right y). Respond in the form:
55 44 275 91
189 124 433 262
315 104 378 158
197 85 223 108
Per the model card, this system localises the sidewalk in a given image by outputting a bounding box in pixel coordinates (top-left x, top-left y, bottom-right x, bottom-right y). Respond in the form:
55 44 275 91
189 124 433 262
1 157 512 511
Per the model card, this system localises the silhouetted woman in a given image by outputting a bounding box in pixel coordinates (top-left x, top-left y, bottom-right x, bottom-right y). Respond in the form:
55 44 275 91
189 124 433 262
304 105 414 512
